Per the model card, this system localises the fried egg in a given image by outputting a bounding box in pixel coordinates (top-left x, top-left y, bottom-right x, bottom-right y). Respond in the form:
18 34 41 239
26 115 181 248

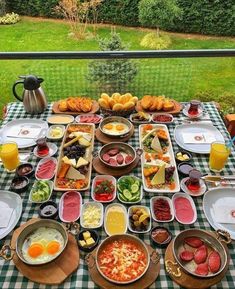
22 227 65 264
103 122 129 136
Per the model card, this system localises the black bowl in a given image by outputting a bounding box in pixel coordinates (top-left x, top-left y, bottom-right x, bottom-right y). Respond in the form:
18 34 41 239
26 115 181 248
39 201 58 219
177 162 195 177
175 150 192 164
77 229 100 252
16 163 34 178
150 226 172 248
10 176 29 194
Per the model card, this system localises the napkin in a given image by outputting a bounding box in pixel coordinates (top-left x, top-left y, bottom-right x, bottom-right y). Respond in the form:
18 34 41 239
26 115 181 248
182 132 216 144
7 125 42 139
0 208 13 228
212 198 235 224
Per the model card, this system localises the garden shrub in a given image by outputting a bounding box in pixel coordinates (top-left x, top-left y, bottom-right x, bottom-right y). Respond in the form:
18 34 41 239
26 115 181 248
0 12 20 24
140 32 172 49
0 0 6 17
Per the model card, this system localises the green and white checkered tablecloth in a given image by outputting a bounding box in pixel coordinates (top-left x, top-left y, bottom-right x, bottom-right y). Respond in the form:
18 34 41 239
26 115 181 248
0 102 234 289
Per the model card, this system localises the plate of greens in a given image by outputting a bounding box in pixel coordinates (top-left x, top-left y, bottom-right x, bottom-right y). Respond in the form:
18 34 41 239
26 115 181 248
117 176 143 204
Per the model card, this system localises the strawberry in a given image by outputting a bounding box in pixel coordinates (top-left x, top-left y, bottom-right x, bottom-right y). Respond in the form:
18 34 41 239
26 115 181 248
194 245 208 264
208 251 221 273
184 236 204 248
180 250 194 261
195 263 209 276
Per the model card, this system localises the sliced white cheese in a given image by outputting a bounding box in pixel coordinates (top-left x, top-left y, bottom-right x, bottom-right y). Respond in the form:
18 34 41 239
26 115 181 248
151 135 163 153
70 159 77 167
71 132 92 141
79 137 91 147
76 157 89 168
62 156 71 165
141 128 158 143
151 164 166 186
66 166 85 180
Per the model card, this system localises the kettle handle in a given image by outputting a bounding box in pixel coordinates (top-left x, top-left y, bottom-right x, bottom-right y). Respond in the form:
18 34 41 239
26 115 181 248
13 80 24 101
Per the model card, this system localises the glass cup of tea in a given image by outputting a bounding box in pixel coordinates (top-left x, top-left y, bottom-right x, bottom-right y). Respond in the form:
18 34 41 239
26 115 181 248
36 137 49 157
209 141 230 172
187 100 202 117
0 141 20 172
186 169 202 192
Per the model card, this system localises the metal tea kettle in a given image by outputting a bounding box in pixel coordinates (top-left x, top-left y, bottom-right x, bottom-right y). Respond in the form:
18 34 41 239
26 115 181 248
13 75 48 114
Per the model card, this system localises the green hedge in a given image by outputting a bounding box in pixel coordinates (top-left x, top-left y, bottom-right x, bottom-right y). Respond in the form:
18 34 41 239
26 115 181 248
6 0 235 36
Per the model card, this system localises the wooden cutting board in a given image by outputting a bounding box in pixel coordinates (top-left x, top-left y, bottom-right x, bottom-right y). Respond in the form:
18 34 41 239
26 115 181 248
52 100 99 115
136 100 182 115
87 244 160 289
164 233 230 289
95 124 135 144
10 218 80 285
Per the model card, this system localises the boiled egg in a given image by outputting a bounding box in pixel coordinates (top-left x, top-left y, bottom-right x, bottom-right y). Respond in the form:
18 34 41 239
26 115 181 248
22 227 65 264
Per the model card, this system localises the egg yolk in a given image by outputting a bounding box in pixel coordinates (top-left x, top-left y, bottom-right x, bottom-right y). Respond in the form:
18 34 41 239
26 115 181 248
46 241 60 255
116 124 125 131
104 124 113 130
28 243 44 258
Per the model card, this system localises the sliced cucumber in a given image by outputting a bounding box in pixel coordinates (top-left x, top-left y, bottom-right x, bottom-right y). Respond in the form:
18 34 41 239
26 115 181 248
123 189 132 200
119 193 127 202
131 184 139 193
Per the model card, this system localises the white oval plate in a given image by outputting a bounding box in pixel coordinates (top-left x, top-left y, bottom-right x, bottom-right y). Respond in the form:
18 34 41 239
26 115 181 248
47 114 74 125
150 196 174 222
174 123 224 154
59 191 82 223
33 142 58 158
29 180 53 204
203 188 235 240
35 157 57 180
0 119 48 148
80 201 103 229
47 125 65 140
104 203 127 236
172 193 197 225
128 205 151 234
91 175 116 203
0 191 22 240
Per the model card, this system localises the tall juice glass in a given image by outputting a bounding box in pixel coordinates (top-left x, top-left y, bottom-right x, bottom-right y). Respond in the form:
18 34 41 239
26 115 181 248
209 141 230 172
0 142 20 172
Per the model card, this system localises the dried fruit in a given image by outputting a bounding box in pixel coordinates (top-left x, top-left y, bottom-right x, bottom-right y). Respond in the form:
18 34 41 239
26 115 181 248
208 251 221 273
184 237 204 248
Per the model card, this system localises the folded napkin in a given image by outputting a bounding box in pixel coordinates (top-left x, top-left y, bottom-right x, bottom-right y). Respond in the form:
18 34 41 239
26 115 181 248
182 132 216 144
0 208 13 228
212 198 235 224
7 125 42 139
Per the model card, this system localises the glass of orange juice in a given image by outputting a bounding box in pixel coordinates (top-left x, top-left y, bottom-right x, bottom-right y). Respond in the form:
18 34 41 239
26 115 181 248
209 141 230 172
0 142 20 172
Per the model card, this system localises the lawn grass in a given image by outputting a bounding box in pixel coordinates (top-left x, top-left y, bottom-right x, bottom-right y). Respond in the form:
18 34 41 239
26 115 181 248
0 17 235 116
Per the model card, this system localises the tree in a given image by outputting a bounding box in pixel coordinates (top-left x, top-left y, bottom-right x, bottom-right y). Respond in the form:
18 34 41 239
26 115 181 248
138 0 181 49
87 30 138 93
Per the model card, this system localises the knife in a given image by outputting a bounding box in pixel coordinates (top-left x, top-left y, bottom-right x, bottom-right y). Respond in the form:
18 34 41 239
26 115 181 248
202 175 235 182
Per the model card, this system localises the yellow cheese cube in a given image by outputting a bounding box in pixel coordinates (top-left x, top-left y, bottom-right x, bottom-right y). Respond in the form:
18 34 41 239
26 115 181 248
86 237 95 246
79 240 86 247
83 231 91 241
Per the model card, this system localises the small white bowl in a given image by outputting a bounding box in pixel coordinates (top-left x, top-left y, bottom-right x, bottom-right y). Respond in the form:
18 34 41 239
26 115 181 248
128 205 151 234
91 175 116 203
104 203 128 236
80 201 103 229
172 193 197 225
117 175 143 204
129 112 151 124
47 125 65 140
29 180 53 204
33 142 58 159
150 196 174 222
59 191 82 223
35 157 57 181
181 177 207 197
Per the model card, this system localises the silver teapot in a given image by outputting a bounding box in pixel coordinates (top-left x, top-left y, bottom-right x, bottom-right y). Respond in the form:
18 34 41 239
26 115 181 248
13 75 47 114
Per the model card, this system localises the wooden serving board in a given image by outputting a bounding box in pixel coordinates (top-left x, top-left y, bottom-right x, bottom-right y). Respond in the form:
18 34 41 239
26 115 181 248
92 156 140 177
95 125 135 144
87 244 160 289
136 100 182 115
10 218 80 285
164 233 230 289
52 100 99 115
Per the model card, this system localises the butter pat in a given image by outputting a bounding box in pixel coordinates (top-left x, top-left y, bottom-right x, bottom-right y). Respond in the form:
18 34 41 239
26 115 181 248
86 237 95 246
79 240 86 247
83 231 91 241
